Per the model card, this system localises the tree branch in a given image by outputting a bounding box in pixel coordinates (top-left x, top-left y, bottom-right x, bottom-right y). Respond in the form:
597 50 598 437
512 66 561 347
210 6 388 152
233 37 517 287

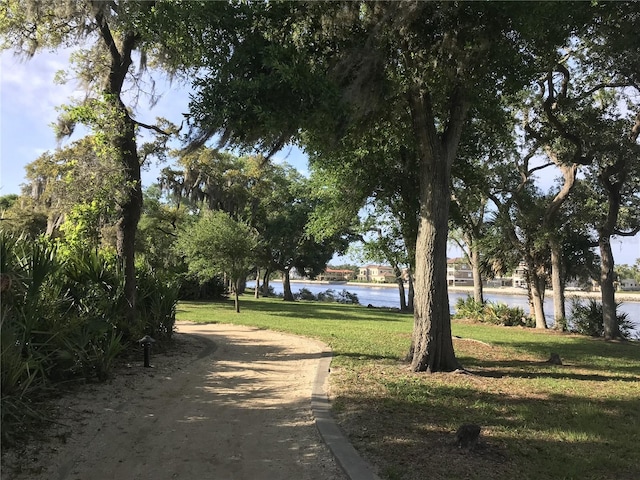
577 81 639 101
92 3 122 65
442 83 471 166
528 162 554 176
156 226 177 237
133 119 173 136
542 65 591 166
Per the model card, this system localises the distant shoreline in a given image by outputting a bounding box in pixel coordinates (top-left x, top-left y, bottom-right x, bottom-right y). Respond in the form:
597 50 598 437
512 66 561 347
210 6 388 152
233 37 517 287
288 280 640 303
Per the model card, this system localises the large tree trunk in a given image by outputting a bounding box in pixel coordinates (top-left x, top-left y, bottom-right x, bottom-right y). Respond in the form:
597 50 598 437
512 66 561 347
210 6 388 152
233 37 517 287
599 237 620 339
282 268 294 301
550 239 566 330
99 19 142 325
411 211 459 372
406 85 466 373
526 262 548 329
598 157 626 340
112 98 142 324
540 157 577 331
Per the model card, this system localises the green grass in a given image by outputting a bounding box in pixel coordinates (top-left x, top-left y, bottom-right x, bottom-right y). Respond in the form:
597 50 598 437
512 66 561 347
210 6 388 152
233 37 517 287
177 295 640 480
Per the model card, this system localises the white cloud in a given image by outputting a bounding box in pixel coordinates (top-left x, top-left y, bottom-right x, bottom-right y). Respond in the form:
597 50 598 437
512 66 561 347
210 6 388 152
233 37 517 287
1 49 82 125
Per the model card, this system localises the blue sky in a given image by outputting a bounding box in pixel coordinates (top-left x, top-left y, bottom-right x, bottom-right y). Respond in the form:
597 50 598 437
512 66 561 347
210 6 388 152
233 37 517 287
1 49 638 266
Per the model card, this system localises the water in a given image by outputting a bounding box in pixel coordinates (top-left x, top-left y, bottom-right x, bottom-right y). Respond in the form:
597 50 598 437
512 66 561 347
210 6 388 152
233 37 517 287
249 280 640 333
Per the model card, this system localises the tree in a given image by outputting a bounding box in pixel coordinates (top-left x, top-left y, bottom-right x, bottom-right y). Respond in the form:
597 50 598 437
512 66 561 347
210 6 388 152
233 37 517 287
143 1 591 371
20 137 124 241
136 185 187 273
490 176 552 328
0 0 175 321
306 105 420 311
262 174 350 301
0 196 48 238
526 3 640 338
351 210 412 311
450 167 491 305
615 263 640 284
0 195 18 211
177 210 258 313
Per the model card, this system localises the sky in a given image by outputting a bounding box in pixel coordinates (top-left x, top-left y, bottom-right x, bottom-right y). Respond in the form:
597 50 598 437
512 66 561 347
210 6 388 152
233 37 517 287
0 49 308 195
1 49 638 266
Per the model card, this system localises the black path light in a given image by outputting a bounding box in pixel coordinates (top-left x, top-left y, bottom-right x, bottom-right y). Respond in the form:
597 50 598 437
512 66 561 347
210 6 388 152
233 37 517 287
138 335 156 367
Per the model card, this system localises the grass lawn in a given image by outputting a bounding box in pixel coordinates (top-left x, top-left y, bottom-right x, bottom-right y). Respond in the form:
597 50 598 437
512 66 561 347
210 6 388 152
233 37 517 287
177 295 640 480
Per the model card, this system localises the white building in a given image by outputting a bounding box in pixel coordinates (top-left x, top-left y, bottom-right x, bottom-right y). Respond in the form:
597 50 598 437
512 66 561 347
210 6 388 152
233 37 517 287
446 258 474 286
357 265 396 283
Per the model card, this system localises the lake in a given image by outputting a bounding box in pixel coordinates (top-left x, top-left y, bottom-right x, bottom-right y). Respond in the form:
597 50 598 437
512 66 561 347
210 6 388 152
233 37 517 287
248 280 640 334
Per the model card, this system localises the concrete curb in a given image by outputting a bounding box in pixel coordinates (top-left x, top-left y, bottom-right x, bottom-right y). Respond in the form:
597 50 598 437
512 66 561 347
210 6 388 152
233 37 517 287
312 349 382 480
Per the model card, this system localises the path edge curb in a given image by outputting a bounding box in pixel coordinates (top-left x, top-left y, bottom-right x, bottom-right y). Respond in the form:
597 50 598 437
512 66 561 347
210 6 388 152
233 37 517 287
312 348 382 480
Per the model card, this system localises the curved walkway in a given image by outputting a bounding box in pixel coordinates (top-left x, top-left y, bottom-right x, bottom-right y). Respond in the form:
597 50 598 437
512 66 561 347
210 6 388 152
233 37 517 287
4 322 379 480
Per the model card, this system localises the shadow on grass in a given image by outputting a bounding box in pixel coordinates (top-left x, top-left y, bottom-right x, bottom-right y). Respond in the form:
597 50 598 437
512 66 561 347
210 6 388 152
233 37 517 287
465 358 640 382
338 377 640 480
488 337 640 375
336 351 402 362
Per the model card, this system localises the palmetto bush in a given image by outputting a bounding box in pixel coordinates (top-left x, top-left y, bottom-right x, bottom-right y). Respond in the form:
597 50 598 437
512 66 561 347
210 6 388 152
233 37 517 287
569 298 633 339
1 232 68 442
0 232 178 443
453 296 485 321
295 288 360 305
454 295 533 327
136 264 179 342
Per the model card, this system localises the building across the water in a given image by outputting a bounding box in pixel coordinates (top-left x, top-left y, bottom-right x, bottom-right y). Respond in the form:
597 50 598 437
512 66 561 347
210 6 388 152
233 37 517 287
316 268 355 282
356 265 396 283
446 258 474 286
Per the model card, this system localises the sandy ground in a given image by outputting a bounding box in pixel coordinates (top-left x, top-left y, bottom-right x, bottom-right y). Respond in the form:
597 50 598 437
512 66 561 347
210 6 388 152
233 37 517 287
1 322 348 480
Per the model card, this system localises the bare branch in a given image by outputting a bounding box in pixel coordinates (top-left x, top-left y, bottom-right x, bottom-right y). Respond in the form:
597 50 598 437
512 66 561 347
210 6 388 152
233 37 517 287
156 226 177 237
133 119 173 136
577 81 639 101
542 64 591 166
92 3 122 66
528 162 554 176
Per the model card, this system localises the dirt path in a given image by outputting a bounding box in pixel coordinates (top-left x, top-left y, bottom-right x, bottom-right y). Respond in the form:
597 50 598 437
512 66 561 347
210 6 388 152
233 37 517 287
2 323 348 480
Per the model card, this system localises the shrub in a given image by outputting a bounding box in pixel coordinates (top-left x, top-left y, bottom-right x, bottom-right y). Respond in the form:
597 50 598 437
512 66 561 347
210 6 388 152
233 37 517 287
484 302 527 327
569 298 633 339
337 289 360 305
454 295 532 327
261 285 278 297
0 232 180 443
316 288 337 302
296 287 316 301
177 274 226 301
136 266 180 342
453 296 485 321
294 288 359 305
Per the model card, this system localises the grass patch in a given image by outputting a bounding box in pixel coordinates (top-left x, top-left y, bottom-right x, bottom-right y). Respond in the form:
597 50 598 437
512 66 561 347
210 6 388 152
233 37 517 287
177 296 640 480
